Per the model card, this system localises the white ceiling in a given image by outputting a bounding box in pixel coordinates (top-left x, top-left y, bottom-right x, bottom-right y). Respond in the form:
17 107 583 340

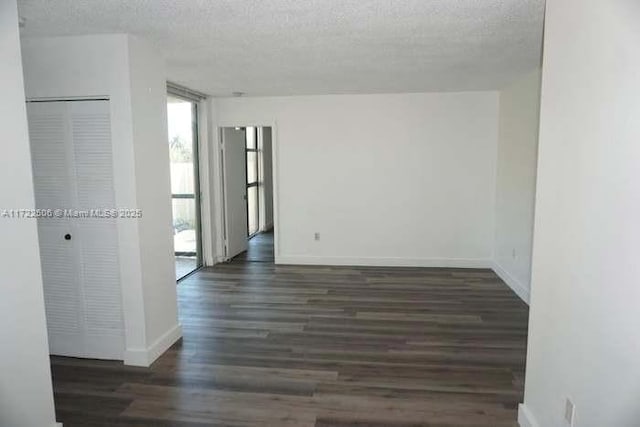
17 0 544 97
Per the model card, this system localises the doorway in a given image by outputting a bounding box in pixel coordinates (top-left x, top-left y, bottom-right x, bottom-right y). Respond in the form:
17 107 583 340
221 126 275 263
167 95 202 279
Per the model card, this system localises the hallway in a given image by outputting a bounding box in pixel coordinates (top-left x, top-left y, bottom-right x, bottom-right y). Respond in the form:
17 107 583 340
232 230 275 263
49 258 528 426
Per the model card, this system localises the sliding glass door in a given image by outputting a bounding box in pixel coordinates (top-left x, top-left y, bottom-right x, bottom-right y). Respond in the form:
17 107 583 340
167 95 202 280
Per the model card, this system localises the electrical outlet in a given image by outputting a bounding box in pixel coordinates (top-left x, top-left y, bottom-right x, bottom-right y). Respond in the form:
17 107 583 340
564 398 575 426
314 232 320 241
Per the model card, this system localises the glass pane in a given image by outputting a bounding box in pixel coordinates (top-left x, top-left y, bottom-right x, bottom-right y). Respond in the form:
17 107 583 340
167 97 194 195
172 198 197 254
170 162 194 194
247 151 257 184
247 186 258 236
246 126 256 149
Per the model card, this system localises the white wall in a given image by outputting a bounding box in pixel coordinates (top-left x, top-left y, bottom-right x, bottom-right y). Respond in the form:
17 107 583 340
0 1 57 425
521 1 640 426
494 69 541 303
215 92 499 267
206 98 225 263
197 100 215 266
127 36 181 356
21 34 181 366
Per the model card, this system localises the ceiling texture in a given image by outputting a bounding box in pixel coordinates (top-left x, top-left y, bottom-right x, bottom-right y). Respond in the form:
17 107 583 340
17 0 544 97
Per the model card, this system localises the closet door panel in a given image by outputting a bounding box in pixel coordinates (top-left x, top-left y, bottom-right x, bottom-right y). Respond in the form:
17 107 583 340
27 102 84 356
69 101 124 359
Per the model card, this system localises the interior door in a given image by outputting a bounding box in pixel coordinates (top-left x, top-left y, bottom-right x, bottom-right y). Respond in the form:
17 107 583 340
68 100 124 359
28 101 84 356
27 100 124 360
222 127 248 258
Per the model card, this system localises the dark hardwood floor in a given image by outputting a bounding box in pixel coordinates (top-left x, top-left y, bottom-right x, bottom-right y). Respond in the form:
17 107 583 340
233 230 275 263
50 259 528 426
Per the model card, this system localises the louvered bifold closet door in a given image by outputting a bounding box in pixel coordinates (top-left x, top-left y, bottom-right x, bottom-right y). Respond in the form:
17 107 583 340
68 101 124 359
28 101 83 356
27 100 124 360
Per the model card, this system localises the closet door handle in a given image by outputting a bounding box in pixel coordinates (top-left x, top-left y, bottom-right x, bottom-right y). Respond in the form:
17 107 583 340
64 233 72 240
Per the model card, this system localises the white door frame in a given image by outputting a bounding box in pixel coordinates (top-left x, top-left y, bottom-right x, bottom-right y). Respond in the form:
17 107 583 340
215 123 279 263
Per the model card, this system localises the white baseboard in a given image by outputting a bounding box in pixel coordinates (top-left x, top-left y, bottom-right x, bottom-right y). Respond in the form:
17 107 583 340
124 323 182 367
518 404 540 427
275 255 492 269
491 261 530 304
55 423 63 427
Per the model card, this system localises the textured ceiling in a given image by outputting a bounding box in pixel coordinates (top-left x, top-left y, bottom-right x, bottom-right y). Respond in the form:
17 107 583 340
17 0 544 97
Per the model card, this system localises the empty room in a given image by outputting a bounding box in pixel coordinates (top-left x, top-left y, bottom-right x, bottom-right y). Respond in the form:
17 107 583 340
1 1 639 427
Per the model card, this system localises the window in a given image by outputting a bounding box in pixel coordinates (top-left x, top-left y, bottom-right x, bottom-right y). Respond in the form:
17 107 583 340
167 95 202 279
246 127 259 237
